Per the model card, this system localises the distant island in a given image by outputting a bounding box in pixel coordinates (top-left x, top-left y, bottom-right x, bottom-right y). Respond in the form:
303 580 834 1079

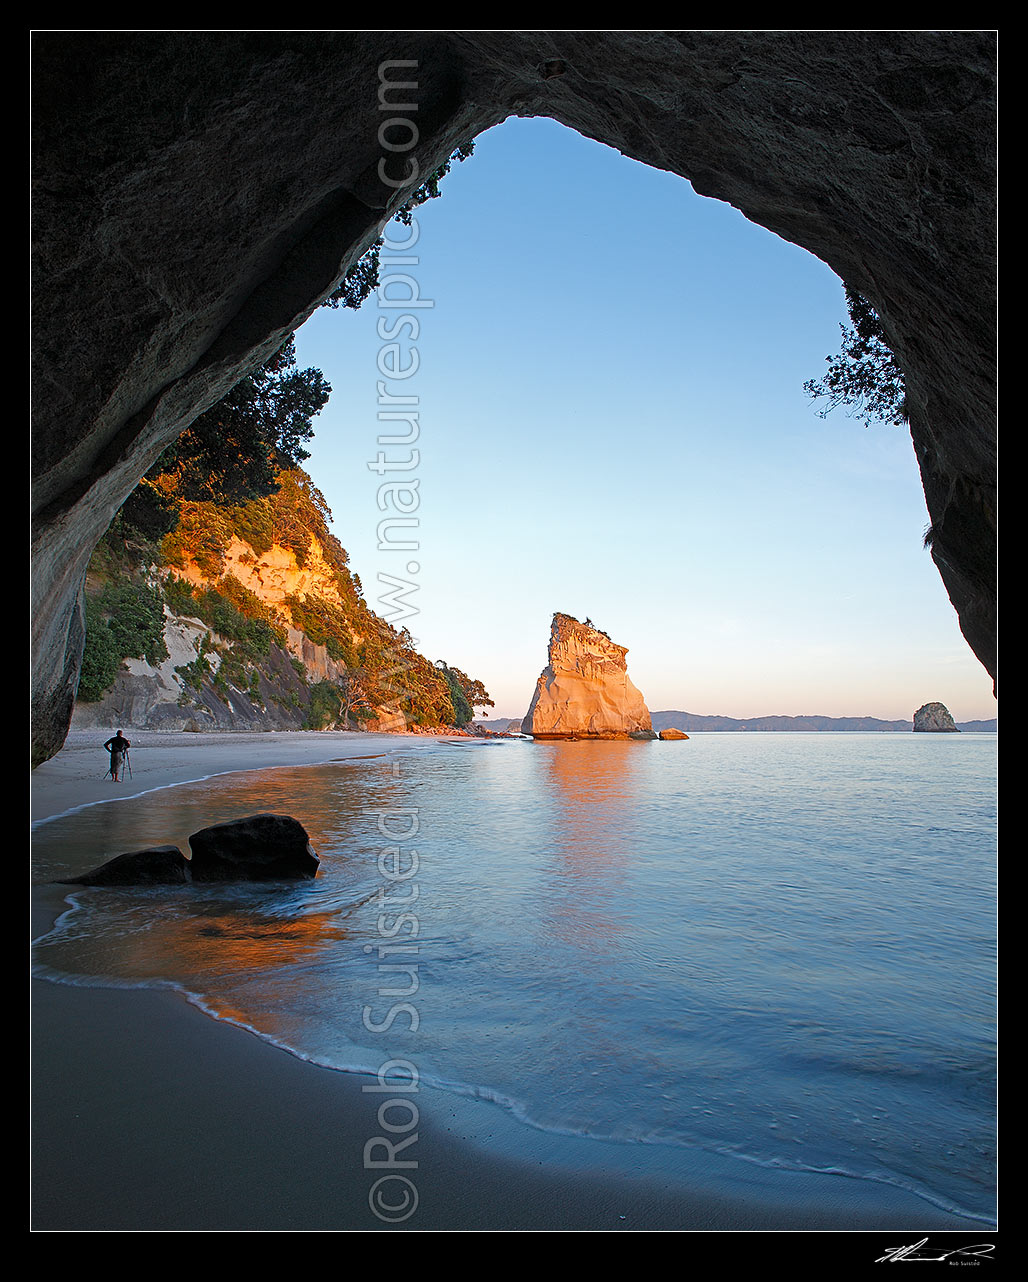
481 711 996 733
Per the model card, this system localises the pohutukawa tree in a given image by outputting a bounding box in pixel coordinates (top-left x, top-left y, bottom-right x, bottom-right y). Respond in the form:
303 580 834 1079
805 286 908 429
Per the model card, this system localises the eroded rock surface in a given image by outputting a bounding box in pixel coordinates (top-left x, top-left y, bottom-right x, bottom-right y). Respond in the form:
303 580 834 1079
913 701 960 732
523 614 655 740
31 32 997 763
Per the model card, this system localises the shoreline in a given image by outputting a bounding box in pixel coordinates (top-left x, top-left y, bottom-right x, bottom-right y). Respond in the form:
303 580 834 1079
31 730 992 1233
31 727 457 829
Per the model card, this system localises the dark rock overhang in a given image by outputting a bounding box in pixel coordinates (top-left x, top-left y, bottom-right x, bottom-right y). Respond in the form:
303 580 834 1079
30 31 997 764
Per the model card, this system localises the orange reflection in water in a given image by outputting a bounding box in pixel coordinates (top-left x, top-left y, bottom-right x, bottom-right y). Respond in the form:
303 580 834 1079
535 740 652 952
115 900 350 985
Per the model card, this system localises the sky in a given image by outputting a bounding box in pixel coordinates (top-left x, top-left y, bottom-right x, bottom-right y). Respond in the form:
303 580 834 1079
293 117 995 724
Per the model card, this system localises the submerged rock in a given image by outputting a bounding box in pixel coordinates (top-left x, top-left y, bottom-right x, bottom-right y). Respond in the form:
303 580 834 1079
188 813 320 881
60 845 190 886
658 728 690 740
522 614 656 740
913 702 960 732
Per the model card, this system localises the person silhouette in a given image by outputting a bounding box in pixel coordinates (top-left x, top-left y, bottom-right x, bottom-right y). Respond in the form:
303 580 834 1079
103 730 131 781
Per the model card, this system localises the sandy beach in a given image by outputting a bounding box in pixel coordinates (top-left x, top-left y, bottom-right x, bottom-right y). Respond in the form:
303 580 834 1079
31 730 990 1234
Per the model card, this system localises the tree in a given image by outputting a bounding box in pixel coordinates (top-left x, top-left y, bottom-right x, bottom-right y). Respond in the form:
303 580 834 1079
117 483 180 542
436 661 493 726
804 287 908 428
145 337 331 506
322 142 475 312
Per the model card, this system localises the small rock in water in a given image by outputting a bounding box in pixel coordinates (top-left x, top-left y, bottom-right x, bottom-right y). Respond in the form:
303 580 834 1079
912 701 960 732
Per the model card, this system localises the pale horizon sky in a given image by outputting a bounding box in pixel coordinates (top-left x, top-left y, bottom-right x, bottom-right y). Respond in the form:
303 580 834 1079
294 117 996 724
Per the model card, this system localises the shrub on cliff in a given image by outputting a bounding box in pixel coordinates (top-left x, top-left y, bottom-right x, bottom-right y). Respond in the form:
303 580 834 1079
77 600 122 702
805 287 908 427
164 577 284 662
77 580 169 702
323 143 475 311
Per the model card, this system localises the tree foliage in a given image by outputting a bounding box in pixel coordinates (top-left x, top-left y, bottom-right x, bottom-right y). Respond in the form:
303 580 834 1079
144 337 331 508
322 142 475 312
804 287 908 428
436 661 494 727
77 580 169 702
77 599 123 703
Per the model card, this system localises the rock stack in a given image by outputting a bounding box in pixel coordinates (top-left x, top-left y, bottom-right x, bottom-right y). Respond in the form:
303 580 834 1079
522 614 656 740
913 702 960 732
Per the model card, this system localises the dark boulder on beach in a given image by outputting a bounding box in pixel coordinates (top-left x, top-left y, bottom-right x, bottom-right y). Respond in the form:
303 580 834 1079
188 813 320 882
59 845 190 886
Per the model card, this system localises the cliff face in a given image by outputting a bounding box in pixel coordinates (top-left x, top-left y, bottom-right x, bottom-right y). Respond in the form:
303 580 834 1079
522 614 655 740
71 468 458 734
71 539 400 735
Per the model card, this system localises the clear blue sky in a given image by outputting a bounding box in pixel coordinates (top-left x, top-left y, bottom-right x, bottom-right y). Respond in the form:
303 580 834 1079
294 117 995 723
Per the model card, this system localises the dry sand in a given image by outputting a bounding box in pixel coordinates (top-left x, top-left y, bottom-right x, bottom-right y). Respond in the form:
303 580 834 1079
31 730 989 1234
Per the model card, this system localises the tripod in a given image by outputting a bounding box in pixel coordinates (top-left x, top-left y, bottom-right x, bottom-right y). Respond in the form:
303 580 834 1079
103 750 132 781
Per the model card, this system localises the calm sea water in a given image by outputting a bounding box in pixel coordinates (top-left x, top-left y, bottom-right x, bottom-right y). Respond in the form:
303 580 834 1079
31 733 997 1223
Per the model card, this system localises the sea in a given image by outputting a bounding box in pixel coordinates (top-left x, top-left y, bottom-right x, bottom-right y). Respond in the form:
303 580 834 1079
31 732 997 1225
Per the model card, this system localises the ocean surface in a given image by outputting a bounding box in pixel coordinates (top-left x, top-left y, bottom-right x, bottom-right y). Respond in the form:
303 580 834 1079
31 733 997 1223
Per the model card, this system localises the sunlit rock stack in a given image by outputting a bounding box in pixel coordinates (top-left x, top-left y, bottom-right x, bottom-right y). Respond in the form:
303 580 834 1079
912 701 960 732
522 614 656 740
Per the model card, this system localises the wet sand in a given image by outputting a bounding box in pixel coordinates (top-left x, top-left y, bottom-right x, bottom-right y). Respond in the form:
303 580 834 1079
31 731 991 1233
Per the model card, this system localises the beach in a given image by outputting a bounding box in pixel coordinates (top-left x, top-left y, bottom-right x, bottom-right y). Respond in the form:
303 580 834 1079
31 730 991 1234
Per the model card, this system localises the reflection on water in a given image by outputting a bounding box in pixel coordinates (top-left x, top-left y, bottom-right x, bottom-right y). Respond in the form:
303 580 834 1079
32 735 997 1223
536 741 647 950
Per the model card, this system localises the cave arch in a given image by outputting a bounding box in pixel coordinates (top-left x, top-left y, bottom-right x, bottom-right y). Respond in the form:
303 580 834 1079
31 31 996 764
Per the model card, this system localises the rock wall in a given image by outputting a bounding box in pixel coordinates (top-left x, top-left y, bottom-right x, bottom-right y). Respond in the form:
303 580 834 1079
31 32 996 763
70 611 313 734
71 529 407 733
522 614 655 739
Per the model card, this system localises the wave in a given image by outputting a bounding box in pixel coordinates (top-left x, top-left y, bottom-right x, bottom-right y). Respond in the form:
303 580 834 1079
30 955 996 1228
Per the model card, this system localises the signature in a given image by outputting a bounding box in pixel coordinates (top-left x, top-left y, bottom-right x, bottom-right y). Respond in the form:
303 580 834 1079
875 1238 995 1263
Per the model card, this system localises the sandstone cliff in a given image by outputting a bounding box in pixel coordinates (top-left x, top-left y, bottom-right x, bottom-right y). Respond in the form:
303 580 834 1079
522 614 655 740
71 468 475 735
